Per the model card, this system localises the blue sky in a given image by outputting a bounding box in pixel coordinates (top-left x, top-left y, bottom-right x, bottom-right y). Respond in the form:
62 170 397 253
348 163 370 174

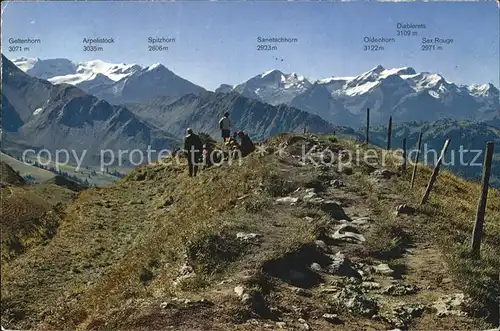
2 1 499 90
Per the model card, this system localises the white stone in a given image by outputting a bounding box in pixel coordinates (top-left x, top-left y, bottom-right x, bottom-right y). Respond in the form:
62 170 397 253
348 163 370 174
322 313 342 324
314 240 330 252
310 262 323 273
276 321 286 328
303 192 318 200
234 285 245 297
276 197 299 204
330 224 366 243
351 217 371 226
373 263 394 276
433 293 467 317
236 232 262 241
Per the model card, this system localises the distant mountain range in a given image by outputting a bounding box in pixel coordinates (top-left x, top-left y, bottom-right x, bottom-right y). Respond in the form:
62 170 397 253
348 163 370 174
365 119 500 188
11 57 206 104
4 55 499 186
486 117 500 127
12 57 499 128
2 55 178 165
13 57 141 84
225 66 500 127
125 92 349 141
2 56 344 166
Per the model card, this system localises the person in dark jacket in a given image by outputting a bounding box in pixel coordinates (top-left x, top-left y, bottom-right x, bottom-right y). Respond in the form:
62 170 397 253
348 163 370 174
184 128 203 177
237 131 255 157
202 143 214 169
225 133 242 159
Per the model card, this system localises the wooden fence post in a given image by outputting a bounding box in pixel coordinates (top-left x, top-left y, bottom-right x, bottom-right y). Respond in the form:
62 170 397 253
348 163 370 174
420 139 451 205
402 137 407 171
410 131 423 188
471 142 495 257
387 116 392 150
365 108 370 144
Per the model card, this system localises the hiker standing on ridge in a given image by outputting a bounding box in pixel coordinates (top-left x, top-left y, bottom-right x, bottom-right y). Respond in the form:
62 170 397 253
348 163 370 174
219 112 232 145
202 143 214 169
184 128 203 177
225 132 242 159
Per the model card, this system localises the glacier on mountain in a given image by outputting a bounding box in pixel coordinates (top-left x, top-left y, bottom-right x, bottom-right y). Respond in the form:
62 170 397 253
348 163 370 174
225 65 499 126
12 57 142 86
10 57 499 127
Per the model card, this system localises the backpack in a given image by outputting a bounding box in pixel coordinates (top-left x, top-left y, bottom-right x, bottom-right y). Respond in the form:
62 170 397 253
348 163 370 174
219 118 224 130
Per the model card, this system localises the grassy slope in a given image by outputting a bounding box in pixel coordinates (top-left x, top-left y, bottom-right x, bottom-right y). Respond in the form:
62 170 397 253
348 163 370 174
1 134 499 330
1 152 126 186
364 120 500 187
396 157 500 316
1 153 55 183
0 160 77 262
0 161 25 186
0 181 76 262
338 138 500 319
2 149 310 329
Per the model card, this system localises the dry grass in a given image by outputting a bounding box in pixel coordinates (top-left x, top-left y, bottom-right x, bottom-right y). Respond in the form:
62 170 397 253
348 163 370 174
29 183 77 206
74 156 324 328
402 165 500 321
0 186 61 260
0 154 55 183
2 134 499 329
338 137 500 322
0 160 26 186
2 149 324 329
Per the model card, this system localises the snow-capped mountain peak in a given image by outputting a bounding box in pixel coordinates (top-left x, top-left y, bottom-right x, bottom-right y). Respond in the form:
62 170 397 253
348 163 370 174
346 65 385 89
231 64 499 126
9 56 499 127
12 57 39 71
11 57 143 86
316 76 354 85
370 64 385 73
288 72 306 82
255 69 311 88
289 72 306 81
402 72 457 93
79 60 141 81
283 72 310 89
380 66 416 77
9 56 206 103
215 84 234 94
145 63 165 72
315 76 355 95
319 66 415 94
261 69 284 78
467 83 499 97
232 69 312 105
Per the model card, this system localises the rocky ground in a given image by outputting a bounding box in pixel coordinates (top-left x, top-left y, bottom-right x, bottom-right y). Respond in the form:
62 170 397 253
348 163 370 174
2 133 499 330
